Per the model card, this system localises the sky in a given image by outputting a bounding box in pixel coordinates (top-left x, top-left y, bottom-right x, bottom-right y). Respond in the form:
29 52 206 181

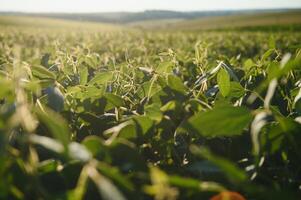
0 0 301 13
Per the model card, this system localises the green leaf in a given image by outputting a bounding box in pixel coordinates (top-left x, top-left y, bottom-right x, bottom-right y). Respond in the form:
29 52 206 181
217 68 230 97
265 57 301 85
31 65 56 80
168 176 224 192
85 55 98 69
24 80 41 96
118 123 136 139
79 66 88 85
260 124 284 154
228 82 245 98
137 81 161 99
261 49 275 61
104 121 136 140
36 108 70 146
83 85 105 100
160 100 178 112
0 79 13 98
191 145 247 182
89 72 113 85
145 104 163 122
82 136 104 157
132 116 154 135
185 105 252 137
295 98 301 115
38 159 59 174
88 167 126 200
243 59 255 71
97 163 134 192
269 36 276 49
104 93 124 107
156 61 173 74
167 75 187 94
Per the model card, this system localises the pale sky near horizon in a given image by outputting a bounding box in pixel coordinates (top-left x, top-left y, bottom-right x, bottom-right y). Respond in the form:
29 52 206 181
0 0 301 13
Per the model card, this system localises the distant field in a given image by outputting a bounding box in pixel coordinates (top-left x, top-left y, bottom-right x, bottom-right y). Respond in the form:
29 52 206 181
131 10 301 31
128 18 184 29
1 10 301 32
0 16 122 31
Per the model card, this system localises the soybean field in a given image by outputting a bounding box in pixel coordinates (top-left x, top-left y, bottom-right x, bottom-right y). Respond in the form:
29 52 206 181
0 15 301 200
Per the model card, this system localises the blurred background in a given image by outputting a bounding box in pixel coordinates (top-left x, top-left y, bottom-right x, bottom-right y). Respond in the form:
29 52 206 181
0 0 301 31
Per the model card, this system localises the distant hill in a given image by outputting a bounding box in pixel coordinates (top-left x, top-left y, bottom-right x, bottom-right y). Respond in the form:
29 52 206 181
153 10 301 31
0 15 122 31
1 9 300 24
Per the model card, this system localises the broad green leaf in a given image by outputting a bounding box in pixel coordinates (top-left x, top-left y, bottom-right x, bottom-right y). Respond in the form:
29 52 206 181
132 116 154 135
67 86 84 99
118 123 136 139
156 61 173 74
167 75 188 94
83 85 105 100
104 93 124 107
243 59 255 71
217 68 230 97
185 105 252 137
31 65 56 80
228 82 245 98
89 72 113 85
145 104 163 122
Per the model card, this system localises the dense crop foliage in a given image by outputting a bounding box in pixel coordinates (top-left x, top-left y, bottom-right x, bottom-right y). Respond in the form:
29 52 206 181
1 24 301 199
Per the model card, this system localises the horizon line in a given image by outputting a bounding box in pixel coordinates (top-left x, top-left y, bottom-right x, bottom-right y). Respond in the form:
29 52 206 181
0 7 301 14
